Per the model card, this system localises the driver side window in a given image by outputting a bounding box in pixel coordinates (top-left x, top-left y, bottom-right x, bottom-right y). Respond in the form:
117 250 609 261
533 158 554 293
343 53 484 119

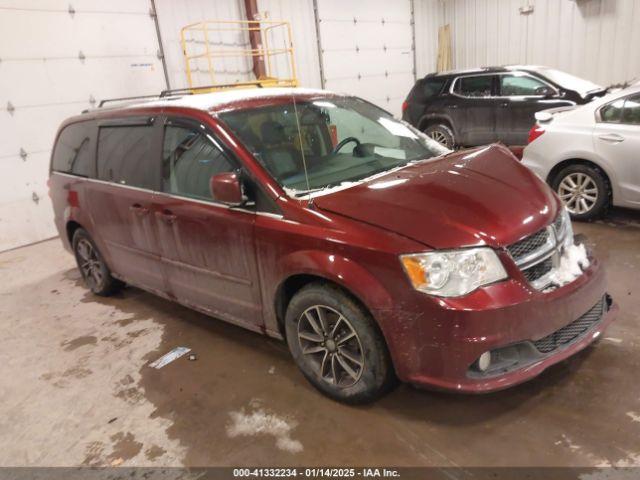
500 74 551 96
162 124 236 201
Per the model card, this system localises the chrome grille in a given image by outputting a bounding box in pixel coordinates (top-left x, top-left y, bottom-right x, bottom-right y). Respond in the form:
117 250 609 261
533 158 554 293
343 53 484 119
507 228 550 263
506 212 572 290
554 214 564 233
522 257 553 282
533 298 605 353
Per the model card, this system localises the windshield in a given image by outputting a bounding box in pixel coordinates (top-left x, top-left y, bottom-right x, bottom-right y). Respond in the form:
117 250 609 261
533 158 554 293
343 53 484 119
219 96 448 195
534 67 603 96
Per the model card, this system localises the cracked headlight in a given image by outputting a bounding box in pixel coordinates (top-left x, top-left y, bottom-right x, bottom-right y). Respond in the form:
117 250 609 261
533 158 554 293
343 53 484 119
400 248 508 297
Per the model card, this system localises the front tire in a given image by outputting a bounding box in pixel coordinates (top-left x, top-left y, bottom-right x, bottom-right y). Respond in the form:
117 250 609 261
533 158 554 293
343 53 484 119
551 164 609 220
424 123 455 149
72 228 123 296
284 283 396 404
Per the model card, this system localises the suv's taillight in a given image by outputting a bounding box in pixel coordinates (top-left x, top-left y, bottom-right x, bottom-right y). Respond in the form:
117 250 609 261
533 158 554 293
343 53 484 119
528 125 545 144
401 101 409 112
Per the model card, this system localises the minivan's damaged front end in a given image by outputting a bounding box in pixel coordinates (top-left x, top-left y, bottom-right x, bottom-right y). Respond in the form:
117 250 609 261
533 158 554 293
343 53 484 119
311 144 617 392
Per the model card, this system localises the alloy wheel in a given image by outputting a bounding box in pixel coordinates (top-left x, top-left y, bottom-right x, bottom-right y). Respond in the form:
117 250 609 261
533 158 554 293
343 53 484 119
429 130 449 147
297 305 365 388
76 238 104 289
558 173 599 215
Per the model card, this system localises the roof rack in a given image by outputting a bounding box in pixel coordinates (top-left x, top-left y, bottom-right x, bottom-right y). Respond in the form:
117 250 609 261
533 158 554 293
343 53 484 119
94 81 274 110
158 81 265 97
98 94 164 108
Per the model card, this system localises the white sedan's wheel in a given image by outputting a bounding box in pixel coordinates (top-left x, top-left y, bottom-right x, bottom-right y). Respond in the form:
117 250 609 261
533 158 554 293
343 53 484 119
558 172 599 215
552 164 609 220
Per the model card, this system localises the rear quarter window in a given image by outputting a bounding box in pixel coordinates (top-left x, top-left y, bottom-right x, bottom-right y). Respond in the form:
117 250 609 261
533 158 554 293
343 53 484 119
97 124 157 189
409 78 446 103
51 121 95 177
454 75 494 97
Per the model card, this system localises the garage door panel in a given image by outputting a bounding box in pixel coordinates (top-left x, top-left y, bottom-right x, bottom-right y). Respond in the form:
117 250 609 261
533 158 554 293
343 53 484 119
0 153 50 205
0 0 164 251
0 0 150 12
320 51 413 77
0 57 164 107
326 74 412 107
316 0 414 117
0 196 56 252
0 10 159 59
319 23 411 52
317 21 358 51
317 0 411 23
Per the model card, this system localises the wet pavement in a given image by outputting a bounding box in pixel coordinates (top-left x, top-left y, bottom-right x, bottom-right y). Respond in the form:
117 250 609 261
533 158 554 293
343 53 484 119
0 208 638 468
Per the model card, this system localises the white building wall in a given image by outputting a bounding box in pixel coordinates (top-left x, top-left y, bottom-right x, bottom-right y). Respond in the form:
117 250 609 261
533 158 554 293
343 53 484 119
436 0 640 86
0 0 166 252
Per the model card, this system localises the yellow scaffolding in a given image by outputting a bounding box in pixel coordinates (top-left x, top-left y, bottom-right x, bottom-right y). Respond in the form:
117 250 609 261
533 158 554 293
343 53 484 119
180 19 298 93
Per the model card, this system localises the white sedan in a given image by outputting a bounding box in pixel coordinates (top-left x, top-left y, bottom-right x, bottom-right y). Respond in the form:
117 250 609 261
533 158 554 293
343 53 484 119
522 84 640 220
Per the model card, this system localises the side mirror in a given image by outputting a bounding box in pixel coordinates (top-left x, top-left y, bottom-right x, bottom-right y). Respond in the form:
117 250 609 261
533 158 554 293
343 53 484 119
210 172 245 206
535 86 556 98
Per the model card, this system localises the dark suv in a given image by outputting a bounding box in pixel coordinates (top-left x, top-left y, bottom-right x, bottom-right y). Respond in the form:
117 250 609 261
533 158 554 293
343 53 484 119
402 65 607 148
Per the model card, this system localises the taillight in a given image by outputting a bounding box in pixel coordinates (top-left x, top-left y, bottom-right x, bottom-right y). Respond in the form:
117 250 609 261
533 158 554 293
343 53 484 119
528 125 545 144
401 101 409 112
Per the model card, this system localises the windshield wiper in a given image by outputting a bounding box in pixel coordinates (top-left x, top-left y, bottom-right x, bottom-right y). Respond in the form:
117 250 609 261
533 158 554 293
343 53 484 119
292 187 325 196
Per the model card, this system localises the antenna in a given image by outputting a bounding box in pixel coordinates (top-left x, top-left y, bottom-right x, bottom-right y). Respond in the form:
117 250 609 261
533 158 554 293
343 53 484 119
291 95 313 206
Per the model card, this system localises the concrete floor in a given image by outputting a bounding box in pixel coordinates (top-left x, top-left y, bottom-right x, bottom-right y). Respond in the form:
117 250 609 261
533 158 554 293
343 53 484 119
1 209 639 469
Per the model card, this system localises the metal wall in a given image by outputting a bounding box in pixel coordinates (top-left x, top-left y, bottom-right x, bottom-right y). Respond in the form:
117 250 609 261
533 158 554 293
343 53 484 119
437 0 640 86
0 0 166 252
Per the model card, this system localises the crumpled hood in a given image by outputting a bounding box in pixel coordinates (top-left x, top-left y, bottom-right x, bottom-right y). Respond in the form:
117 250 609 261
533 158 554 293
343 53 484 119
313 145 561 249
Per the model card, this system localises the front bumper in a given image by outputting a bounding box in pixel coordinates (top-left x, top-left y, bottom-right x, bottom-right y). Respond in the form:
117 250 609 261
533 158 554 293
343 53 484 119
375 249 617 393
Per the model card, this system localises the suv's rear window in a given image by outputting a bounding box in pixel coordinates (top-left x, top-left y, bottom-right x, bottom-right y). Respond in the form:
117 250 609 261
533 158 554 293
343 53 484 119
51 122 94 177
97 125 156 189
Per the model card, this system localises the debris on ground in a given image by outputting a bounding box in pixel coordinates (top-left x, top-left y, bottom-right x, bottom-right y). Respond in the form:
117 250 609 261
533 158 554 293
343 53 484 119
149 347 191 369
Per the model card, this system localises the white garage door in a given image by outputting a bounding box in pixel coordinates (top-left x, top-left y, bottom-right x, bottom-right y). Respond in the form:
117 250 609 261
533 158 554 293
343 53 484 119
0 0 166 252
315 0 415 116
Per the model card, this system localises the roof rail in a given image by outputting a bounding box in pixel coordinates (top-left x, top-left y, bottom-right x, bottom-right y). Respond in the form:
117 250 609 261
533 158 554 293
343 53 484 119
94 80 276 110
159 81 265 97
98 94 163 108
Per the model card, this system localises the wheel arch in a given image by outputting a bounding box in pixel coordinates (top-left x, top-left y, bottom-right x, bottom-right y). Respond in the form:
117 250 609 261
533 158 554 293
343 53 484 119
272 252 394 340
66 220 84 245
417 114 456 135
546 158 614 203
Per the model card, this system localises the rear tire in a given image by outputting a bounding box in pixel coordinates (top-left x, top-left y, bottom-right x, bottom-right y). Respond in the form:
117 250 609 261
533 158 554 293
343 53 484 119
424 123 455 149
551 164 609 221
284 283 396 404
72 228 123 296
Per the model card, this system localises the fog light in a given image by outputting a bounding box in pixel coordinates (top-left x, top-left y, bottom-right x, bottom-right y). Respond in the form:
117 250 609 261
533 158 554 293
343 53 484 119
477 351 492 372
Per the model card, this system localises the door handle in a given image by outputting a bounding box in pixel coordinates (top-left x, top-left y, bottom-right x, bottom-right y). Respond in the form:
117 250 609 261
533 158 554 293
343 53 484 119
155 209 177 224
129 203 149 216
499 102 509 108
445 104 458 109
598 133 625 143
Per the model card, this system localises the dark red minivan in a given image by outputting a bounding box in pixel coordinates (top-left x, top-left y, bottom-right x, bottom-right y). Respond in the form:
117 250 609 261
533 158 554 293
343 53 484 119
49 87 617 403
